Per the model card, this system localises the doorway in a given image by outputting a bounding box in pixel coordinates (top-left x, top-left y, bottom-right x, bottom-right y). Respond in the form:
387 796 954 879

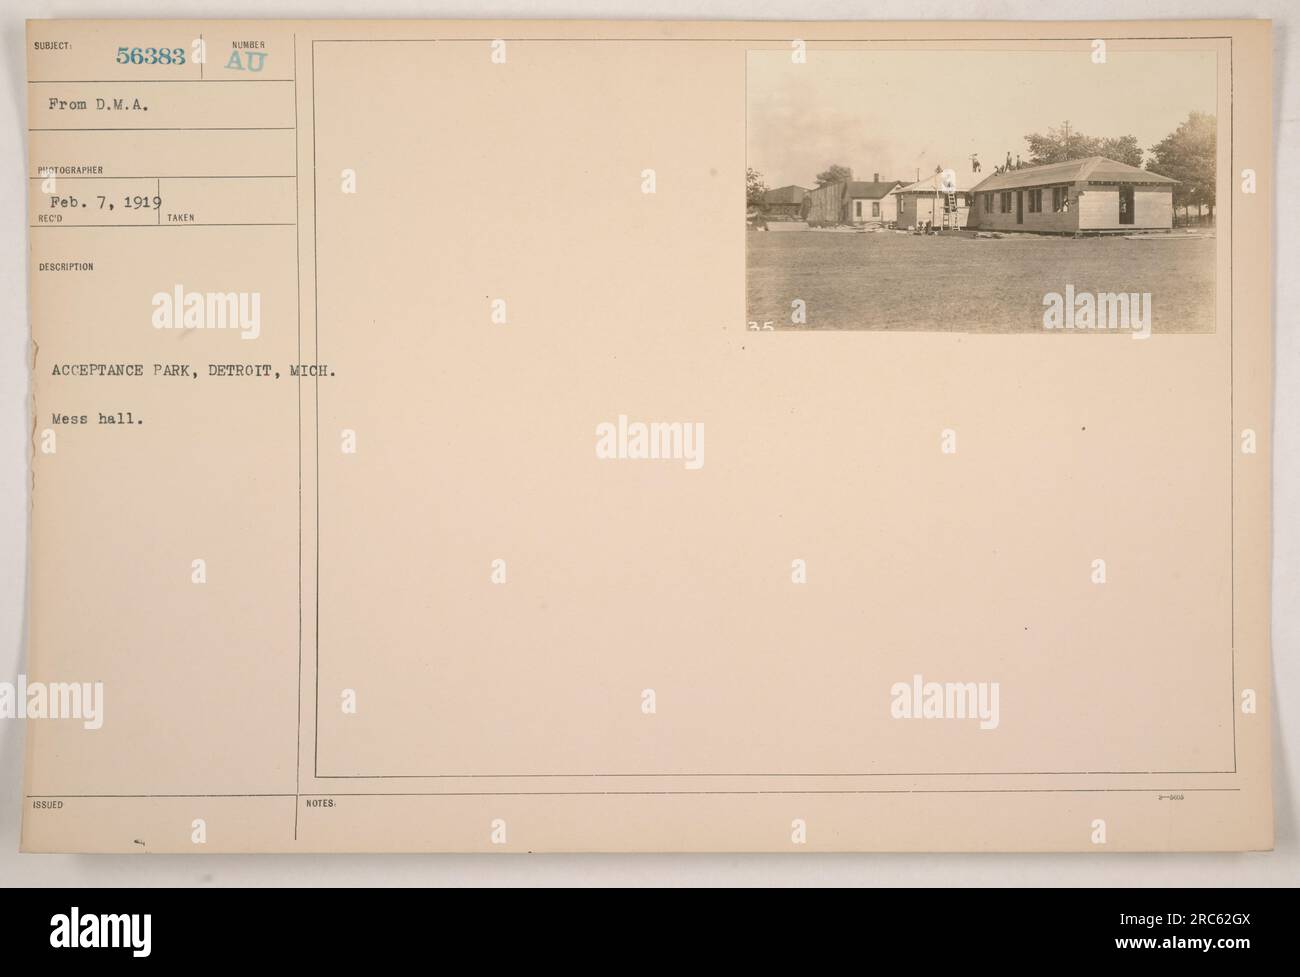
1119 187 1135 225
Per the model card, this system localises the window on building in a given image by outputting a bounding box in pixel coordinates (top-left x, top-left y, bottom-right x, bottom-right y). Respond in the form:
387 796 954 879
872 201 880 218
984 193 993 212
1052 187 1068 212
1027 189 1042 213
1000 191 1012 213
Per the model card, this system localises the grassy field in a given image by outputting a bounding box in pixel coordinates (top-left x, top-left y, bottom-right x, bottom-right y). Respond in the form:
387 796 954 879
746 229 1217 333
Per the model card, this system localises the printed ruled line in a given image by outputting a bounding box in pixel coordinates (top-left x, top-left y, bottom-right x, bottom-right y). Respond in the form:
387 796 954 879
29 126 295 132
1229 38 1238 776
28 78 294 83
306 788 1245 797
309 35 1232 43
27 794 296 799
314 769 1242 779
311 39 321 781
30 222 296 228
29 175 296 180
25 788 1243 799
293 29 303 844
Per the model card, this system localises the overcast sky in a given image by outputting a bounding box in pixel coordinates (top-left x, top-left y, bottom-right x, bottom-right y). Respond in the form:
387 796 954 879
747 48 1218 190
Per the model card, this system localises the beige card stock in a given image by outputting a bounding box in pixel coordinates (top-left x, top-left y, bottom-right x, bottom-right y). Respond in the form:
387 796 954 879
22 19 1273 852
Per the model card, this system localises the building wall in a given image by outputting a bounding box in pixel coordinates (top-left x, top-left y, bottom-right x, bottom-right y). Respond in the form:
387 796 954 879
970 184 1173 232
1076 186 1173 230
1134 188 1175 229
847 193 897 225
971 187 1079 233
898 192 970 230
805 183 844 225
1075 188 1118 230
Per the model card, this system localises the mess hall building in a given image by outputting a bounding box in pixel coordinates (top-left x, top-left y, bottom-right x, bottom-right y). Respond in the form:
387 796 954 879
968 156 1178 234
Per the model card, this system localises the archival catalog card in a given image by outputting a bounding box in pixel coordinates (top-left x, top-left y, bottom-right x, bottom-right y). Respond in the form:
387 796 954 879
22 19 1273 852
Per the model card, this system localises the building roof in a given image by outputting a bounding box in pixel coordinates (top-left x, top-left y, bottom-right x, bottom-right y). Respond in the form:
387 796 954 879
842 180 902 199
894 173 971 194
763 185 809 204
969 156 1179 193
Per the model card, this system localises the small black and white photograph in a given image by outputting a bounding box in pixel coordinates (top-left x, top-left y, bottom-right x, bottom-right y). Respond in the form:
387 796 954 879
746 48 1220 332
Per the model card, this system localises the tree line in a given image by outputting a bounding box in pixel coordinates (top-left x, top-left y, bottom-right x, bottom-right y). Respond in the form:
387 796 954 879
748 112 1217 220
1022 112 1216 219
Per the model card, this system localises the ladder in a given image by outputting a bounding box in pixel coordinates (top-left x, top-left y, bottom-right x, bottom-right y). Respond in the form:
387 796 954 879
944 189 960 230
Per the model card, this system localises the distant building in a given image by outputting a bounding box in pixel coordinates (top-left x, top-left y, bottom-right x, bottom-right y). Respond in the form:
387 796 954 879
804 174 902 226
968 156 1178 234
761 185 810 218
893 172 973 230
